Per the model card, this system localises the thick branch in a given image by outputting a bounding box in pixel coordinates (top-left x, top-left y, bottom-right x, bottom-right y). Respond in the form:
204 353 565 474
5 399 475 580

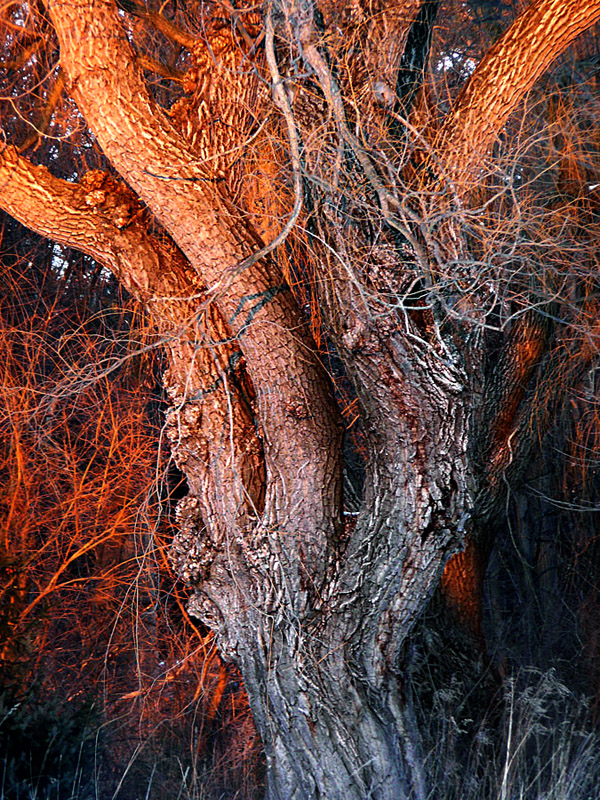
44 0 343 596
0 146 191 314
0 144 263 551
478 310 600 520
438 0 600 181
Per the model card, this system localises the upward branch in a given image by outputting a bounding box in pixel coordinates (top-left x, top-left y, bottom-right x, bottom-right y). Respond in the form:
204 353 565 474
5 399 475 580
43 0 343 597
437 0 600 182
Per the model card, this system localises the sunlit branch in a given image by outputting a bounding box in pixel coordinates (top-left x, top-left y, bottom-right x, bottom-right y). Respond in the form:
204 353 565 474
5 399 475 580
438 0 600 182
43 0 344 592
0 144 265 537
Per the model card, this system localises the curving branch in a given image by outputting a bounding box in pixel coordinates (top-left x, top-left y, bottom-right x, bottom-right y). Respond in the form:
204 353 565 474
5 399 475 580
43 0 343 598
0 143 264 560
0 145 194 314
437 0 600 181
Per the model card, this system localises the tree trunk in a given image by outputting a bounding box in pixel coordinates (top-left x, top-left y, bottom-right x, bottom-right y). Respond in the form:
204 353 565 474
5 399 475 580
234 630 425 800
4 0 600 797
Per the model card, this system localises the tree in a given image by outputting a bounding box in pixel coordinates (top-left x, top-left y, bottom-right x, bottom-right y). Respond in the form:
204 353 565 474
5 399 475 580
1 0 600 797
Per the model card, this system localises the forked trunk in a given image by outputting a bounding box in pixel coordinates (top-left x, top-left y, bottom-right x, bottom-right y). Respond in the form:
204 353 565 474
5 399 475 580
170 345 476 798
5 1 600 798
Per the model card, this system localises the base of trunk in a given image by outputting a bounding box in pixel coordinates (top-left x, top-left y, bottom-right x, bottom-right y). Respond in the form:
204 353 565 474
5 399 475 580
236 642 431 800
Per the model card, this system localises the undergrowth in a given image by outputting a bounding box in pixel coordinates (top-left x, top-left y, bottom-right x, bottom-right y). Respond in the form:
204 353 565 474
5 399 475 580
0 668 597 800
424 668 600 800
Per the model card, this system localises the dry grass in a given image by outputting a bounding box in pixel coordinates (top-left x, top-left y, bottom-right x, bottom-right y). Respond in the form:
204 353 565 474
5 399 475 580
422 668 599 800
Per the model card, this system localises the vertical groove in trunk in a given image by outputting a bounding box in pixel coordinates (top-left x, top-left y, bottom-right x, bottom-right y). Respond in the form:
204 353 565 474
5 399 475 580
237 632 424 800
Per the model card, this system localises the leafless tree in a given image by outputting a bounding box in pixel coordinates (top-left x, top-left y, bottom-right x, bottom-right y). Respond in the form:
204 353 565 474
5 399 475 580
2 0 600 797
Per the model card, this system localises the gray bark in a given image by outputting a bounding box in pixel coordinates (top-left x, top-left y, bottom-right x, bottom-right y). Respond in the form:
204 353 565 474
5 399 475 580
3 0 600 797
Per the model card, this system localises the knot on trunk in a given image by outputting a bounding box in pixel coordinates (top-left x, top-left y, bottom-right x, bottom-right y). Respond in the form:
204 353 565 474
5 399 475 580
165 401 203 442
171 495 214 583
285 396 309 419
77 170 144 230
187 591 232 652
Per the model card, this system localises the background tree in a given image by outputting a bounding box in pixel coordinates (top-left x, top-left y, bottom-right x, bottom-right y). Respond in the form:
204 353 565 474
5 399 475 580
2 1 600 798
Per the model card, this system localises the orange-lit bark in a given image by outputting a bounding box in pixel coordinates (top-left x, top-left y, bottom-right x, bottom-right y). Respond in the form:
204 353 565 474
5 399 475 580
44 0 344 593
2 0 600 797
438 0 600 181
441 539 486 638
0 145 264 531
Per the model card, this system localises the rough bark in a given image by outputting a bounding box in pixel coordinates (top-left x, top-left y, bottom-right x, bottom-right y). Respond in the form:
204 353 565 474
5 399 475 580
0 143 471 799
437 0 600 182
44 0 345 622
3 0 600 797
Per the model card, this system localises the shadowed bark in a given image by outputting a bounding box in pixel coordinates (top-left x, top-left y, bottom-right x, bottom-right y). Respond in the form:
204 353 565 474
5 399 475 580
2 0 600 796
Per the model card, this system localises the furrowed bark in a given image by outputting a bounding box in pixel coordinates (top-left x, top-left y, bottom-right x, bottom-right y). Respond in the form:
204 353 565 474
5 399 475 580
44 0 344 602
438 0 600 181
